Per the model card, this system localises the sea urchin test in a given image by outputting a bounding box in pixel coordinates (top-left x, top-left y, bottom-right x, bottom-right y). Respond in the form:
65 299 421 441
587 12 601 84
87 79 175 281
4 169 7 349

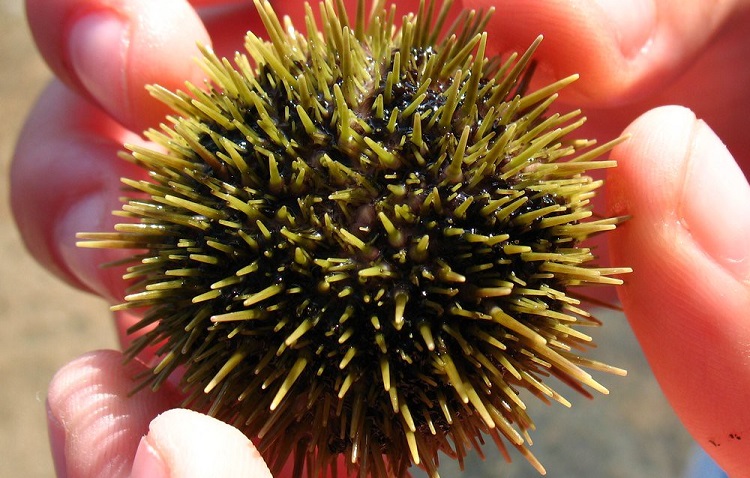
78 0 631 476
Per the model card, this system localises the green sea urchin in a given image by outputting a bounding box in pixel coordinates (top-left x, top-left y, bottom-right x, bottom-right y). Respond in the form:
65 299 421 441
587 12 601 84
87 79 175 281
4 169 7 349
79 0 630 476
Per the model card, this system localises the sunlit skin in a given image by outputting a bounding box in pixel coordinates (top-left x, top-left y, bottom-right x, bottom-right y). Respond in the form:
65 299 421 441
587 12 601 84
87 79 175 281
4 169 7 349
11 0 750 477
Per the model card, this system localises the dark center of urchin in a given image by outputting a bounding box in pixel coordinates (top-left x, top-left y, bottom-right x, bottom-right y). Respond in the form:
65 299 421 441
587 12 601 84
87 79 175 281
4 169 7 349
79 1 629 477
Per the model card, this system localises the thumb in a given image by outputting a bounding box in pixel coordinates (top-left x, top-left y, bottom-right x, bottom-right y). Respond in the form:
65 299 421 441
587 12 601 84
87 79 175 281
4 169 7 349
607 105 750 475
131 409 272 478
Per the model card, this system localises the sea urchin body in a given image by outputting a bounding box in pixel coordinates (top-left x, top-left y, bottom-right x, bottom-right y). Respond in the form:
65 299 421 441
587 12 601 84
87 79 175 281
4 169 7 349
79 0 630 476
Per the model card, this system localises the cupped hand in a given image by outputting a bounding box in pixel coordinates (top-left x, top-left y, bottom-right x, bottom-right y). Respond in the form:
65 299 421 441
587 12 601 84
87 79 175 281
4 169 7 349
11 0 750 476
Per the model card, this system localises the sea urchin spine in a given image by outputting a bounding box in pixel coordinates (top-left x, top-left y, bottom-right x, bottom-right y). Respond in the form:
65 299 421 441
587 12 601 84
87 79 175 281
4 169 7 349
78 0 631 476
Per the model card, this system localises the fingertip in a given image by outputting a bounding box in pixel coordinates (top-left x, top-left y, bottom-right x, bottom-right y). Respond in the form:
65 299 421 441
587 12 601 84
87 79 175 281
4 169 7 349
29 0 211 133
606 105 696 223
679 120 750 284
608 105 750 285
462 0 638 104
57 189 132 302
121 0 212 131
607 105 750 475
46 350 181 478
67 11 132 125
133 409 273 478
592 0 655 60
10 81 140 301
47 401 69 478
462 0 736 106
606 105 722 322
131 438 170 478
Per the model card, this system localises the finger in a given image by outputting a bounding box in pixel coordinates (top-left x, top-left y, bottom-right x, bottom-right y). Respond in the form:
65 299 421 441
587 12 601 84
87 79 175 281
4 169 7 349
462 0 747 106
607 106 750 475
130 409 272 478
26 0 211 133
47 350 181 478
11 81 141 302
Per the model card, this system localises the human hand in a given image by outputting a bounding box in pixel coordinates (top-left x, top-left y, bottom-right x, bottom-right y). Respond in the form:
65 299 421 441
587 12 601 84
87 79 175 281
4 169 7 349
11 0 750 476
46 349 273 477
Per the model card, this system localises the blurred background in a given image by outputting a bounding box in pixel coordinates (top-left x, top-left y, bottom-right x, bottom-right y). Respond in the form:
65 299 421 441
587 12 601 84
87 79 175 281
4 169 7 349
0 0 698 476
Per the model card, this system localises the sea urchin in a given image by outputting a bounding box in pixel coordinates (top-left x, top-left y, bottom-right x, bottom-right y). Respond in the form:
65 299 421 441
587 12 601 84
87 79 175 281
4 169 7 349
79 0 630 476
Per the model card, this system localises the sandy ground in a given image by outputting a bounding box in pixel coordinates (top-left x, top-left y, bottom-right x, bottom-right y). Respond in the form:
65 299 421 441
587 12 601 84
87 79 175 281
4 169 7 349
1 0 697 476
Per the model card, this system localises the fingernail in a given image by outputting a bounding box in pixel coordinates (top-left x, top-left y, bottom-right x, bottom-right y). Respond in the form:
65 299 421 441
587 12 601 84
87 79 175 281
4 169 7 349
681 120 750 283
47 406 69 478
68 11 130 116
56 191 127 302
131 437 169 478
595 0 656 58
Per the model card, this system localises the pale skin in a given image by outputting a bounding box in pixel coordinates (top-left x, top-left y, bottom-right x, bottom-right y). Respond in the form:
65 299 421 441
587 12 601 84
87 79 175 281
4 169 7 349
11 0 750 476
